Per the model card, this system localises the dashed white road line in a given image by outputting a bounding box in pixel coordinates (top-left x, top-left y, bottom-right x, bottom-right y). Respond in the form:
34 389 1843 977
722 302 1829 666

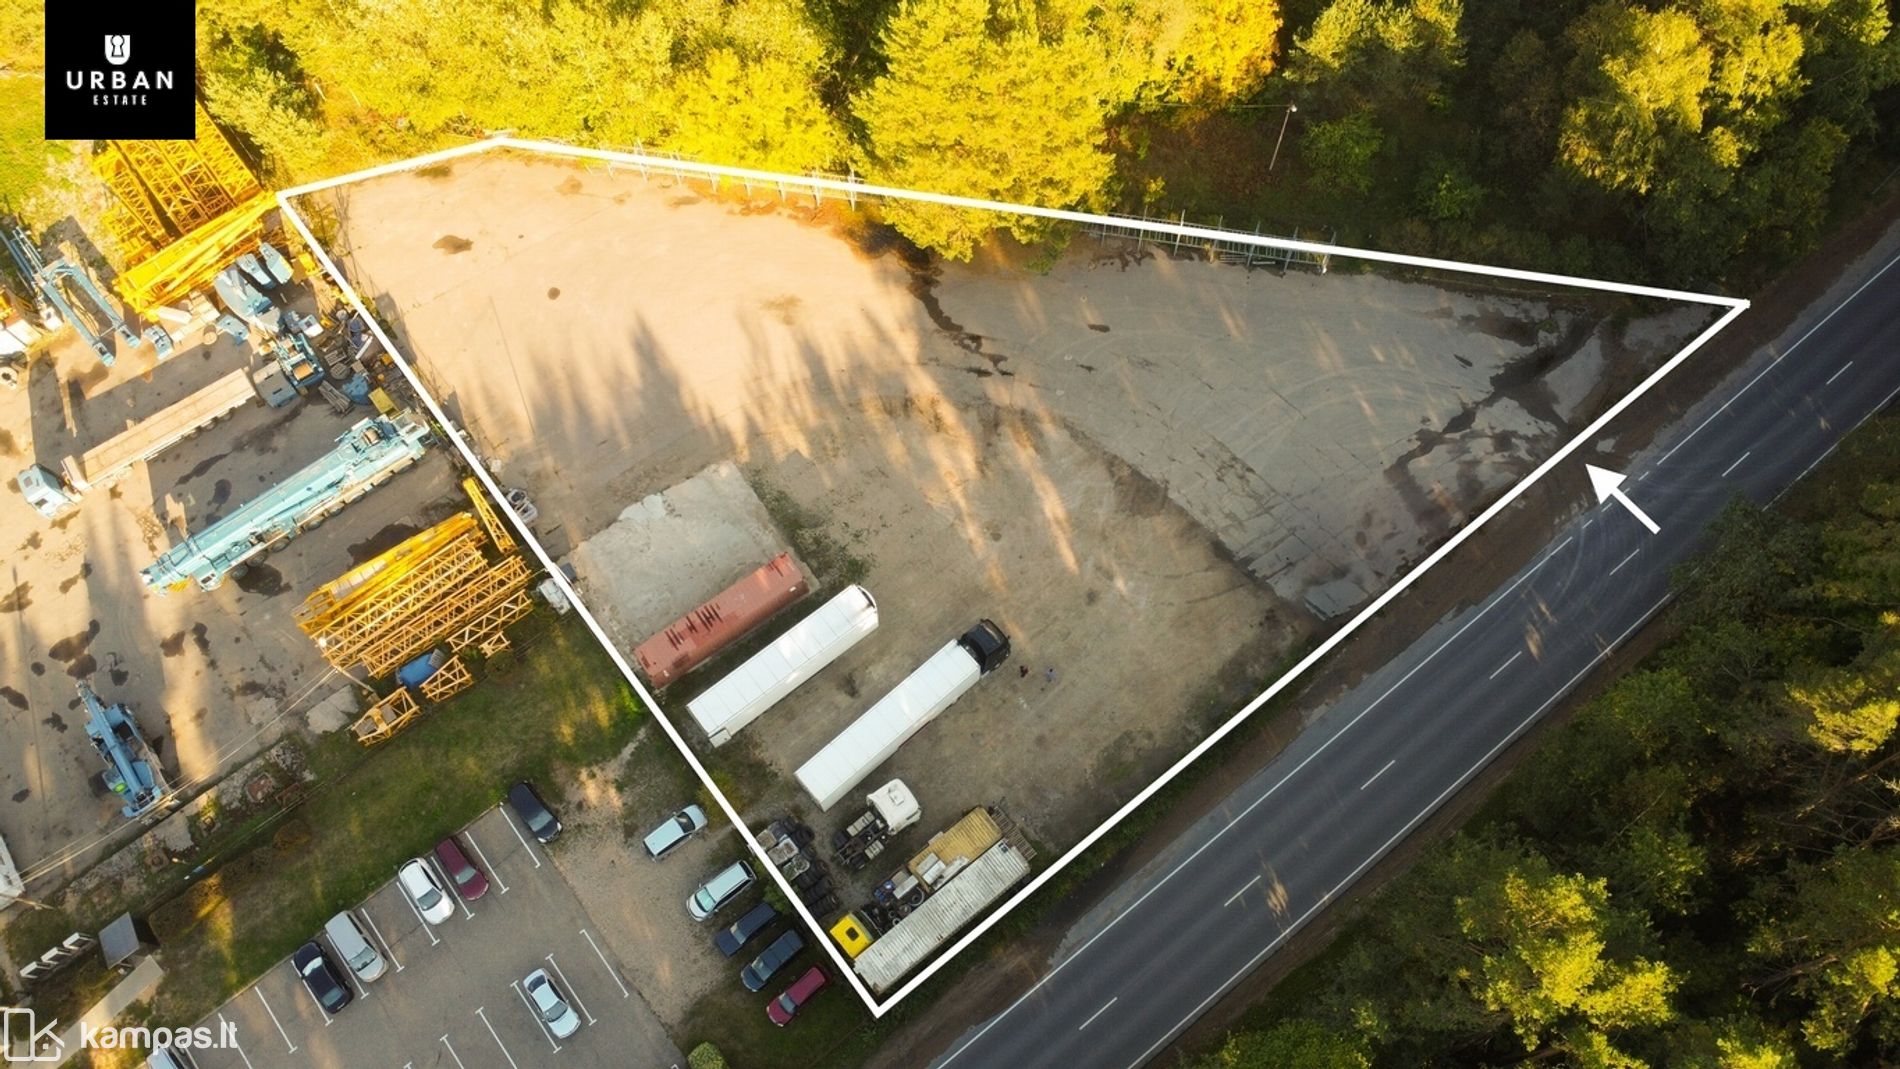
546 953 597 1025
477 1007 522 1069
500 805 543 869
1720 451 1751 478
439 1034 467 1069
218 1015 254 1069
1222 875 1263 908
1608 549 1641 578
466 831 510 894
1824 360 1853 387
1078 997 1119 1032
255 989 295 1053
361 907 403 972
1359 759 1397 791
1487 651 1523 680
580 929 630 999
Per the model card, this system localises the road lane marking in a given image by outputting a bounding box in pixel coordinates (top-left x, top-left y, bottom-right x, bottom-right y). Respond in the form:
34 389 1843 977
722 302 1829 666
218 1015 254 1069
1721 451 1751 478
477 1007 521 1069
1223 876 1263 908
1608 549 1640 577
1120 594 1678 1069
1487 651 1522 680
546 954 596 1026
1825 360 1852 386
1359 760 1397 791
513 979 562 1053
1078 997 1118 1032
580 929 630 999
439 1034 467 1069
500 804 543 869
255 989 295 1053
361 907 403 972
1656 249 1900 469
465 831 510 894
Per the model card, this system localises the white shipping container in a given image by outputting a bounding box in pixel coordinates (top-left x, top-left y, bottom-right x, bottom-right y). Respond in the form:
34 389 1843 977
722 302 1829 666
853 841 1031 994
687 585 879 747
795 640 982 810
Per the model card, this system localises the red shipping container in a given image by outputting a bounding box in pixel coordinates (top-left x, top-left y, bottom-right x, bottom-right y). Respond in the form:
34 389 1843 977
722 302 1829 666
635 553 810 687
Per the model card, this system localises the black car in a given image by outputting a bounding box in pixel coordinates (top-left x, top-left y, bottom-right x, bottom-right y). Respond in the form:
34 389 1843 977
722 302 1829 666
715 902 780 958
293 940 352 1014
507 781 562 843
741 930 806 992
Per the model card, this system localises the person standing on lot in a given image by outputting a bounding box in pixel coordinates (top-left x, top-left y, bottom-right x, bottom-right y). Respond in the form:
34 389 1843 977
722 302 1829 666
1044 667 1056 685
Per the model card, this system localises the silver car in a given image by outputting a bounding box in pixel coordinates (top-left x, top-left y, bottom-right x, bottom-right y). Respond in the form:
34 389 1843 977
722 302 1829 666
524 968 581 1039
642 804 708 859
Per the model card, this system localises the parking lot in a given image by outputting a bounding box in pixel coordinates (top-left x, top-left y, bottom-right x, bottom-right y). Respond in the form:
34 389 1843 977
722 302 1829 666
188 804 682 1069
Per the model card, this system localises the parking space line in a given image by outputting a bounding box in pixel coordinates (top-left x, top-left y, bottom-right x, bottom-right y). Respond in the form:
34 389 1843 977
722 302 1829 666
579 929 630 999
360 907 404 972
545 953 596 1026
476 1007 522 1069
440 1034 467 1069
255 989 296 1053
290 959 334 1027
427 853 477 920
512 979 562 1053
218 1015 254 1068
465 831 510 894
499 804 543 869
398 878 442 946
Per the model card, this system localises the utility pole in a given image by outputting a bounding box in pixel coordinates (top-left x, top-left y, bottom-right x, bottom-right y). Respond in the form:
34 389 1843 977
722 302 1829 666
1270 104 1299 172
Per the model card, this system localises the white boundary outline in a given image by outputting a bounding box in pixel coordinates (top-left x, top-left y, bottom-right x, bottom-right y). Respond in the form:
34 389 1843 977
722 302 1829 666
274 137 1747 1017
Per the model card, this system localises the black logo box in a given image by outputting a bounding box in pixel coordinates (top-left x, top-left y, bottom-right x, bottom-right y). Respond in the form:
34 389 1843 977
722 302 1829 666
43 1 197 139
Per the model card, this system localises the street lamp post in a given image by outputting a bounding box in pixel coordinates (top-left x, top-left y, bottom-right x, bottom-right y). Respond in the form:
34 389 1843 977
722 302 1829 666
1269 104 1299 172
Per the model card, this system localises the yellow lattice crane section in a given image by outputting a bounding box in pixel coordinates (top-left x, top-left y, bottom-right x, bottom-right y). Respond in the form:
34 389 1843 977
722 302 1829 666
297 514 481 632
463 477 517 555
351 688 421 747
359 557 535 678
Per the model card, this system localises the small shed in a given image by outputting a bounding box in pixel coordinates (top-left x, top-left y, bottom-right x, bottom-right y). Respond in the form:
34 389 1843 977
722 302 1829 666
99 912 158 974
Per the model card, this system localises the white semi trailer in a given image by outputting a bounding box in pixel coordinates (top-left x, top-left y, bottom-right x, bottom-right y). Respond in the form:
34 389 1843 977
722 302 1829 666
850 839 1032 994
795 620 1010 811
687 585 878 747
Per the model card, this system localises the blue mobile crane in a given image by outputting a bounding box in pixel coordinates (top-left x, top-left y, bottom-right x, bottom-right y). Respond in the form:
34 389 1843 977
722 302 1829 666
78 681 169 820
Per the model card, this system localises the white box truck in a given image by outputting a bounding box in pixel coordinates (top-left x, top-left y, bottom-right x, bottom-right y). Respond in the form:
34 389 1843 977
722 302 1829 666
687 585 878 747
795 620 1010 811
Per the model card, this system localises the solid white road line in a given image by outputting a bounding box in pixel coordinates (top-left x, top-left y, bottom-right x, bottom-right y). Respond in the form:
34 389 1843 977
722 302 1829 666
361 907 403 972
513 980 562 1053
1078 997 1119 1032
465 831 510 894
440 1034 467 1069
477 1007 522 1069
255 989 295 1054
218 1015 254 1069
1824 361 1853 387
1720 451 1751 478
1487 651 1523 680
499 805 543 869
1608 549 1641 578
1359 760 1397 791
580 929 630 999
546 954 597 1026
1222 876 1263 908
1120 594 1678 1069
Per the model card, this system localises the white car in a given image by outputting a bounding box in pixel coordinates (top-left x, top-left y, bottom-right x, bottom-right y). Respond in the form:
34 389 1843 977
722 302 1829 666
398 858 455 925
524 968 581 1039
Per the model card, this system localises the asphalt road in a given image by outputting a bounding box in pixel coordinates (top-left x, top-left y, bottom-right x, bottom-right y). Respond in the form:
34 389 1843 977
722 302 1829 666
929 241 1900 1069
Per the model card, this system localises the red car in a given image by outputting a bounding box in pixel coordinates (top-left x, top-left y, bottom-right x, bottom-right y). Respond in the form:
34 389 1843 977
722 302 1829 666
766 966 827 1026
434 836 489 901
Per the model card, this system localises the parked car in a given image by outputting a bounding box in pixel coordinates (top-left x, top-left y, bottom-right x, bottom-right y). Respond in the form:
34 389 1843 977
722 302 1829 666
715 901 781 958
688 859 757 921
323 910 387 982
642 804 708 859
524 967 582 1039
767 966 829 1026
507 781 563 843
741 929 806 992
399 858 455 924
292 940 352 1014
148 1044 200 1069
434 836 490 901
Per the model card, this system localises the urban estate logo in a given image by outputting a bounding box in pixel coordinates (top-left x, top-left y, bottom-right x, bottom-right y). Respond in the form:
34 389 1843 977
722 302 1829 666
43 3 195 139
3 1007 237 1064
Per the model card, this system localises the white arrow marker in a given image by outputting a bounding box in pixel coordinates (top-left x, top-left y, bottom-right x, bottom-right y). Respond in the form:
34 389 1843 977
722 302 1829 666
1585 464 1660 534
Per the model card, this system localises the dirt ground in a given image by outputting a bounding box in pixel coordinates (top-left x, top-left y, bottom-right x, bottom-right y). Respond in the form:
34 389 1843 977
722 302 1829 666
0 313 459 890
315 147 1712 1015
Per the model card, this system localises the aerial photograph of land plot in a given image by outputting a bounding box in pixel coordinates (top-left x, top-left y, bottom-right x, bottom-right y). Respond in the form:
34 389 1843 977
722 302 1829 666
7 1 1900 1068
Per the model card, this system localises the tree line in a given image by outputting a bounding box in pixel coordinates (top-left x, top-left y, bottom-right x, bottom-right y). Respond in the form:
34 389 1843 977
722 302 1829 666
194 0 1897 283
1189 419 1900 1068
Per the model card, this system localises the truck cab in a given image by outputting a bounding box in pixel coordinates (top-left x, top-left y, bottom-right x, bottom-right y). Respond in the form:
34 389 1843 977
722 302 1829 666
957 619 1011 673
16 463 78 518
